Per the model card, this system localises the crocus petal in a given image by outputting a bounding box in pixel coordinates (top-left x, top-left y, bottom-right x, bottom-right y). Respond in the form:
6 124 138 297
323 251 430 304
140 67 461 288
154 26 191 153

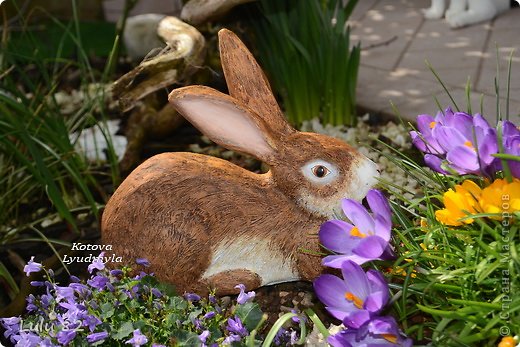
313 274 350 310
341 199 374 234
322 254 368 268
319 220 357 253
434 126 467 151
446 145 479 173
341 261 370 300
364 291 388 313
416 114 436 134
477 131 499 165
343 310 371 329
410 131 428 152
366 190 391 229
424 154 449 174
352 236 386 260
473 113 492 130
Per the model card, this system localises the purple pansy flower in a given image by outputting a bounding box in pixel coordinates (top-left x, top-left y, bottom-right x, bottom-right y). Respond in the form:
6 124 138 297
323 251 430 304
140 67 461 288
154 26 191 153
235 284 255 304
87 331 109 343
410 108 498 175
126 329 148 346
320 189 394 268
314 260 389 329
88 252 106 273
23 256 42 276
328 316 413 347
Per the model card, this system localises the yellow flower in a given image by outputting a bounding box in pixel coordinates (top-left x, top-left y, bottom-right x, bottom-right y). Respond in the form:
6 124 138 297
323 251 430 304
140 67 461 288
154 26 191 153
435 180 482 226
479 178 520 218
498 336 517 347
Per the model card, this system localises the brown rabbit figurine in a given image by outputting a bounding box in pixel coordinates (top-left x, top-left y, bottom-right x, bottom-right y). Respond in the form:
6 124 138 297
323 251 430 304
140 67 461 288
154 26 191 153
101 29 380 295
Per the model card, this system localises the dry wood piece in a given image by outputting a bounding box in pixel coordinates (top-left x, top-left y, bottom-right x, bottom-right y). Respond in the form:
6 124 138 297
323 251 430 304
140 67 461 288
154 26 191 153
113 16 206 112
181 0 257 25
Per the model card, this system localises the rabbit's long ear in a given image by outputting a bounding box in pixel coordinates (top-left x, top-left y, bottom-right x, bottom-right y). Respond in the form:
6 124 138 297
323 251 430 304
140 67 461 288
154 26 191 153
218 29 294 136
169 86 277 164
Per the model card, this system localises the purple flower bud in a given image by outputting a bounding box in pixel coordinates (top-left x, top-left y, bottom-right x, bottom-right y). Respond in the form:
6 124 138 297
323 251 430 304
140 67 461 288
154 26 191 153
136 258 151 267
110 269 124 276
203 311 216 320
30 281 45 287
70 275 81 283
151 287 162 298
23 256 42 276
87 331 109 343
184 293 201 302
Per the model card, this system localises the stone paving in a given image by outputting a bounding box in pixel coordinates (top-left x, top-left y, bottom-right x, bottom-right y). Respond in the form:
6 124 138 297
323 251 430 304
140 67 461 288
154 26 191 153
350 0 520 123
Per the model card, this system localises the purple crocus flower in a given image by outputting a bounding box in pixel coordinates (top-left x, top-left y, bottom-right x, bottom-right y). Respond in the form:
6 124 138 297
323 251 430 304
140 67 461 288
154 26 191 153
88 252 106 273
314 260 389 329
126 329 148 346
320 189 394 268
136 258 151 267
410 108 498 175
328 316 413 347
226 316 249 337
499 120 520 178
235 284 255 304
23 256 42 276
87 331 109 343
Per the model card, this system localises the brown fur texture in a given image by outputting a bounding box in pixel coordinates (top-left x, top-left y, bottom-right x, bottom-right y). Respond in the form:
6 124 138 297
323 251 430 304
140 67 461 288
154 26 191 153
102 29 379 296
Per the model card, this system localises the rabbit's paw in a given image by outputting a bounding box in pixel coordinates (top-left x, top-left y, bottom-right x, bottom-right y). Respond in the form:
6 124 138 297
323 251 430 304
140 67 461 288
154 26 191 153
205 269 262 296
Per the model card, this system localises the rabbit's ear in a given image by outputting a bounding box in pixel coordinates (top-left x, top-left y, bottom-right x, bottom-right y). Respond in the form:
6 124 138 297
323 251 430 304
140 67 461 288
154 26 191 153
169 86 277 164
218 29 294 136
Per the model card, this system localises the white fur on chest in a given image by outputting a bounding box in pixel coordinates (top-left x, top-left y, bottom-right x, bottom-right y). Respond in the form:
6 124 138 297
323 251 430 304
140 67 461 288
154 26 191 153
202 237 300 286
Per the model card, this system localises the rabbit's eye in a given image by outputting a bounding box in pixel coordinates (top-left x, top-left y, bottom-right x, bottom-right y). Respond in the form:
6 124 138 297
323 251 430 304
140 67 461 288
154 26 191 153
312 165 330 178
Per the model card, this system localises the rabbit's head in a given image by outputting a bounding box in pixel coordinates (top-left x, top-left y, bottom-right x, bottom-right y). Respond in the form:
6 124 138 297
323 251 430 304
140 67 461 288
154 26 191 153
169 29 379 220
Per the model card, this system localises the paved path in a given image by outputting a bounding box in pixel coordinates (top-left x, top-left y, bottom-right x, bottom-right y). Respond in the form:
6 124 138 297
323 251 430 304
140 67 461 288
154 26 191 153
350 0 520 124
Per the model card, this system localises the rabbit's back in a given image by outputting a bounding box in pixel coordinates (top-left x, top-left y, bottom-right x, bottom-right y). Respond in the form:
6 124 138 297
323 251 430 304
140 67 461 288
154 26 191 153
102 152 323 293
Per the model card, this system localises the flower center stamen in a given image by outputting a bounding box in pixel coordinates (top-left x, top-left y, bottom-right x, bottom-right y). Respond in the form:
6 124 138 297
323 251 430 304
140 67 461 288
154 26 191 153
344 292 363 309
350 226 367 238
464 140 476 151
382 334 398 344
429 121 436 129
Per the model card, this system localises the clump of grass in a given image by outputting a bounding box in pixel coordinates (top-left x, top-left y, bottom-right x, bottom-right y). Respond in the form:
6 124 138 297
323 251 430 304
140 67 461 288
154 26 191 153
0 1 120 309
379 55 520 346
250 0 360 127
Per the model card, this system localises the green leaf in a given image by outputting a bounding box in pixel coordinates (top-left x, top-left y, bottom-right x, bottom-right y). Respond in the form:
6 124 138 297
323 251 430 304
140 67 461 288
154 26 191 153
100 302 115 319
235 302 263 332
174 331 201 347
112 321 134 340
